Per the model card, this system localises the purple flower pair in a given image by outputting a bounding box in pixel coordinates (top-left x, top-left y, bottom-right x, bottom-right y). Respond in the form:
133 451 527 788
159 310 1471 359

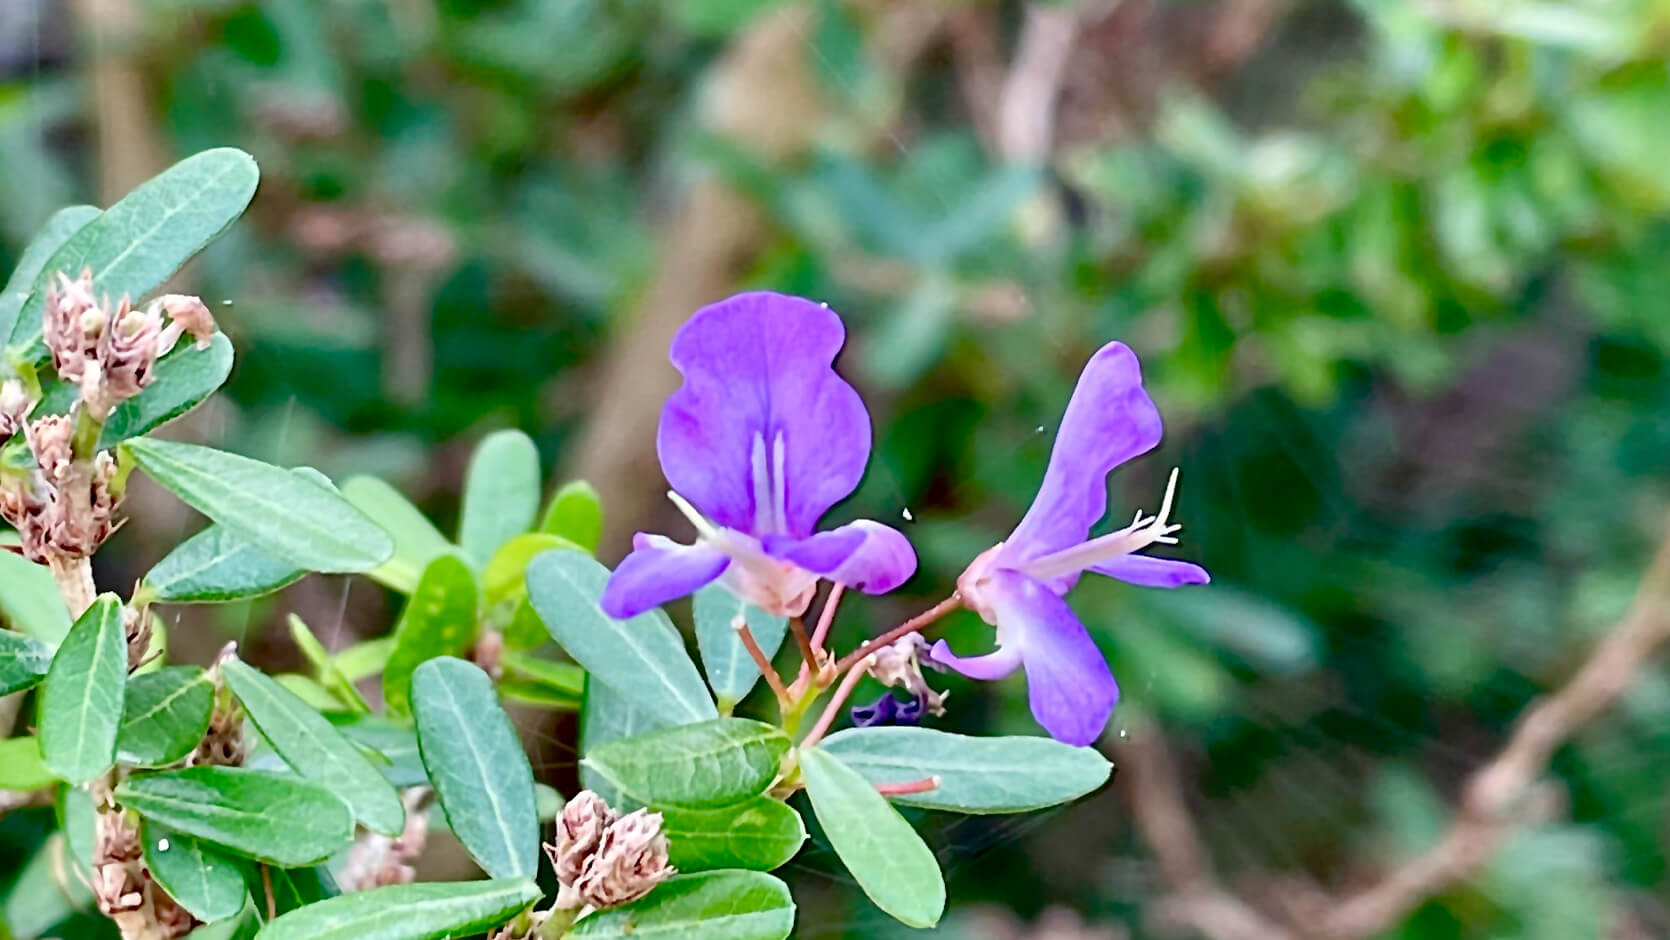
599 291 1208 747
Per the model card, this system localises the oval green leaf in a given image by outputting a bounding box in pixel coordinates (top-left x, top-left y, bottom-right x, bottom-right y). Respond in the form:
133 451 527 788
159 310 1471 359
223 659 405 836
0 551 71 644
499 649 584 706
116 666 214 768
0 629 53 696
141 820 249 923
125 438 393 574
659 798 806 872
798 747 944 928
327 713 427 788
116 767 355 867
526 551 716 726
0 736 56 790
255 877 540 940
568 870 795 940
97 332 235 447
582 719 789 808
382 555 480 716
340 476 457 594
288 615 370 713
6 149 259 362
38 595 127 783
580 678 666 808
482 533 580 605
818 727 1113 814
143 521 306 605
540 479 602 552
458 429 540 568
0 205 99 341
692 584 788 712
411 657 538 879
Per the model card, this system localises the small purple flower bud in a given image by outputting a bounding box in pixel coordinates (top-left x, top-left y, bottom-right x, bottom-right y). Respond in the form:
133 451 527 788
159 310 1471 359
850 693 898 728
865 633 947 717
572 808 675 910
893 696 926 726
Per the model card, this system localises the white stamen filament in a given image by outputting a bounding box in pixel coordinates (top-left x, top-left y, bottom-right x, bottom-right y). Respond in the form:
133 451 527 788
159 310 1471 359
667 490 722 542
749 432 774 535
771 430 788 535
1020 467 1184 582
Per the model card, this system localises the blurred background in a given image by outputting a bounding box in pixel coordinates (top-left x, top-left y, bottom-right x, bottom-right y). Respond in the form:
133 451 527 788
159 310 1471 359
4 0 1670 937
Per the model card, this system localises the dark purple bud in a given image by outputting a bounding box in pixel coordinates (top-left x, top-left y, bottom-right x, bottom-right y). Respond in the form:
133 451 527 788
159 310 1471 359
849 693 897 728
893 696 926 726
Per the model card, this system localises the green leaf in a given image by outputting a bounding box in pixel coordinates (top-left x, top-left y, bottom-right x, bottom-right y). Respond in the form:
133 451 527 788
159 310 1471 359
411 657 538 879
184 897 261 940
254 878 541 940
6 149 260 363
0 629 53 695
798 747 944 928
583 719 789 808
692 584 788 712
0 551 71 645
818 727 1113 813
568 870 795 940
540 479 602 552
667 0 790 37
0 204 99 342
1 833 96 938
499 648 584 703
125 439 393 574
382 555 480 716
458 429 541 568
116 767 355 867
332 636 396 682
143 521 307 605
482 533 580 605
141 820 249 923
252 865 339 918
288 615 370 713
659 798 806 872
526 551 716 726
96 332 235 447
116 666 214 768
223 659 405 836
0 736 56 790
326 713 427 788
340 476 456 594
580 678 666 807
38 595 126 783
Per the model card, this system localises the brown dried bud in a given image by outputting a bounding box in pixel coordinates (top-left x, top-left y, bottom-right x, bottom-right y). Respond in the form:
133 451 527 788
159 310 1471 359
0 380 31 439
87 298 162 418
24 414 74 489
572 809 675 909
156 294 217 351
867 633 948 717
549 790 616 887
124 605 154 672
45 270 101 384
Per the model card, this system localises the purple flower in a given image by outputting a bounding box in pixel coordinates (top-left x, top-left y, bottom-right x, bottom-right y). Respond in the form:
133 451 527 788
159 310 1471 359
600 292 917 619
929 342 1209 746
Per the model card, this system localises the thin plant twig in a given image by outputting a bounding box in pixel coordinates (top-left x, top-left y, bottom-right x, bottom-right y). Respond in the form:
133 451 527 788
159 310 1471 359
835 594 961 673
801 654 876 748
810 583 845 652
788 615 817 672
736 619 791 706
875 775 941 797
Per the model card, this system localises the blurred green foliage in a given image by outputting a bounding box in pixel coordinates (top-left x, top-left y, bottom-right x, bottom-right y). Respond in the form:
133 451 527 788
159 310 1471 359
6 0 1670 936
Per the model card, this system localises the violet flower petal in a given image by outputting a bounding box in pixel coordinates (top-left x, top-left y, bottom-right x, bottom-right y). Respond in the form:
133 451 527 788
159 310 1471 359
657 292 871 537
1091 555 1211 589
1001 342 1163 565
928 639 1023 681
765 520 917 594
986 569 1119 746
600 534 729 619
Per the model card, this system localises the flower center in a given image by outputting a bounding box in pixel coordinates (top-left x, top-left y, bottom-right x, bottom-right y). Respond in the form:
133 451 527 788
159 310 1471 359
1019 467 1184 583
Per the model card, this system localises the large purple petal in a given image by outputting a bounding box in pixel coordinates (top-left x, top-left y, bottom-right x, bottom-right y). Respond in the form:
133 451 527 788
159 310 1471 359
763 520 917 594
657 292 871 537
600 534 729 619
1002 342 1163 563
987 570 1119 746
1091 555 1210 589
